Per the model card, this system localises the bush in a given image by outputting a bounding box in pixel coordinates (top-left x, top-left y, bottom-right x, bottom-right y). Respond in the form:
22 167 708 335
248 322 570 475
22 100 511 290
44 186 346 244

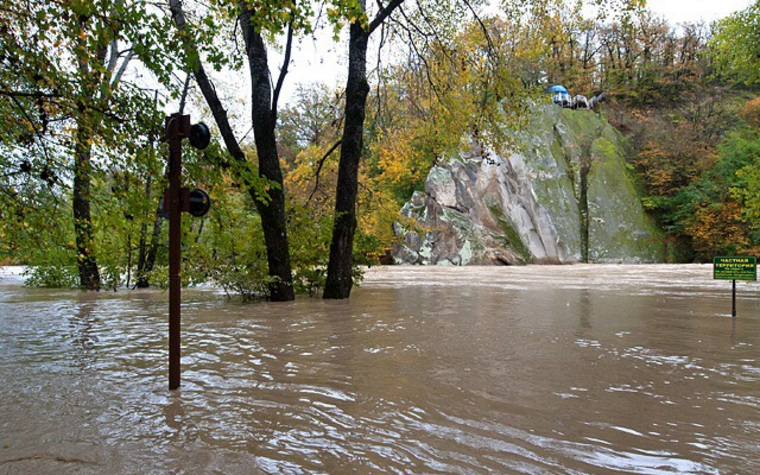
24 266 79 288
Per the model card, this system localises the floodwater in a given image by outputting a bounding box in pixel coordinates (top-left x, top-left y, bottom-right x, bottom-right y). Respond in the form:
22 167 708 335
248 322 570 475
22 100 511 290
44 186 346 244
1 265 759 474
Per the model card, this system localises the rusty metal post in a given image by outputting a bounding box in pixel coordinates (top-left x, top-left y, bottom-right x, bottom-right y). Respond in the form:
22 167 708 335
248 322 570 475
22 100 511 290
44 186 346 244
166 113 190 390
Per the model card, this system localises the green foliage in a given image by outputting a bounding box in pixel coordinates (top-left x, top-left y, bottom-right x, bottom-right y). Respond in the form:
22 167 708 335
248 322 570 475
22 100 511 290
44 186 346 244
0 181 79 283
727 128 760 222
326 0 368 37
286 201 333 296
184 190 268 301
710 1 760 85
0 0 178 290
648 126 760 259
183 189 340 300
364 13 538 195
24 266 79 289
4 0 757 293
278 84 344 167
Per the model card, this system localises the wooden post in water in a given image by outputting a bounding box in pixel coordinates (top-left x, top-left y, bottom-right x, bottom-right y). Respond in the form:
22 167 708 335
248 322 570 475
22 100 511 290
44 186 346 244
164 114 210 390
732 279 737 318
166 114 188 390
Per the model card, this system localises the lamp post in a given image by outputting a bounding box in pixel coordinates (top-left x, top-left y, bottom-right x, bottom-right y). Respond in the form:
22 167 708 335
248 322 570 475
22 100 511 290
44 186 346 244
164 113 210 390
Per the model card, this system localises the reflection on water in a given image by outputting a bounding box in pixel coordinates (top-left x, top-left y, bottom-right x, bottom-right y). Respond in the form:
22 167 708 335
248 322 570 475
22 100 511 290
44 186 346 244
1 264 759 474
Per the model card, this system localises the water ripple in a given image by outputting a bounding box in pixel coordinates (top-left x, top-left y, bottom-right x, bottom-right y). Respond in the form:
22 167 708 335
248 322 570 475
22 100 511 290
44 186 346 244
2 266 760 473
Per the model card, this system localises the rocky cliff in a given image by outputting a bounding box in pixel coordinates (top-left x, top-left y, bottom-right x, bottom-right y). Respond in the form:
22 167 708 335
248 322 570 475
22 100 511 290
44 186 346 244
392 105 665 265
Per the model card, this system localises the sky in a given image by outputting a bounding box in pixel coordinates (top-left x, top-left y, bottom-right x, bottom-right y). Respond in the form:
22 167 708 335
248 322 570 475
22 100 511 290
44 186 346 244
645 0 753 24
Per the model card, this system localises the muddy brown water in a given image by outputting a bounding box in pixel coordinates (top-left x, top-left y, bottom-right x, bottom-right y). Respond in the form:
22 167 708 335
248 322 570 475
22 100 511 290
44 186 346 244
1 264 759 474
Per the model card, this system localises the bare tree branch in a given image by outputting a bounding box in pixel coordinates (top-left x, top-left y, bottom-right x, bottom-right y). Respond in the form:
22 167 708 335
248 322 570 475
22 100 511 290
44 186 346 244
0 89 62 99
107 39 120 75
462 0 494 54
169 0 245 162
272 21 294 123
369 0 405 34
307 139 342 203
178 72 192 114
110 50 135 88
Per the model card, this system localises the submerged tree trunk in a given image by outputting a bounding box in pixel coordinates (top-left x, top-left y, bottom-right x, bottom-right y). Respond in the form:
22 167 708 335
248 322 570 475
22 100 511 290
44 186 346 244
169 0 294 301
136 174 153 287
323 21 370 299
73 125 101 290
323 0 403 299
70 16 109 291
136 193 164 288
241 8 294 302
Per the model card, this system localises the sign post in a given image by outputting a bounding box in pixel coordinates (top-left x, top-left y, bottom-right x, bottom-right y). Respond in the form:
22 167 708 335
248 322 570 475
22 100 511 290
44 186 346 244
713 256 757 317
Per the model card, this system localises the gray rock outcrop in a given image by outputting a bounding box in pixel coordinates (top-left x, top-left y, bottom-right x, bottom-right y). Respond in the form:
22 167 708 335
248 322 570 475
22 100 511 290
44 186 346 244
392 106 664 265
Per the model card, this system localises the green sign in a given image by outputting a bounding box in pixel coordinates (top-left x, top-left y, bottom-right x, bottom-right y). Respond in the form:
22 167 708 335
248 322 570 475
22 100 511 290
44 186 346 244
713 256 757 281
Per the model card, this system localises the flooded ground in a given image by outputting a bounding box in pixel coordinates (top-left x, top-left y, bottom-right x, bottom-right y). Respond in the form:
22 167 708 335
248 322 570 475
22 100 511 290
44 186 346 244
1 264 759 474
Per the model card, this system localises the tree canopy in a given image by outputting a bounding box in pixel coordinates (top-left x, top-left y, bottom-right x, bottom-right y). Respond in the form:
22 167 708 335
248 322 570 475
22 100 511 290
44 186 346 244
711 1 760 85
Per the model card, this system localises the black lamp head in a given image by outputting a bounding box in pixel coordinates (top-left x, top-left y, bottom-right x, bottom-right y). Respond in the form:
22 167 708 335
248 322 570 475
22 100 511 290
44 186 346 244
188 189 211 217
189 122 211 150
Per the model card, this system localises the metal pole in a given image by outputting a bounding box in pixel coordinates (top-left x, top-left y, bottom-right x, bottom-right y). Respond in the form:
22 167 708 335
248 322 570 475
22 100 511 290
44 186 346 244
732 279 737 318
167 114 182 390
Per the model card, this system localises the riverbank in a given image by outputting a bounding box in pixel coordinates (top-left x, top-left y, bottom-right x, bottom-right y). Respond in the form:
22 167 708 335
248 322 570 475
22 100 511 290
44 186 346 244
0 262 727 292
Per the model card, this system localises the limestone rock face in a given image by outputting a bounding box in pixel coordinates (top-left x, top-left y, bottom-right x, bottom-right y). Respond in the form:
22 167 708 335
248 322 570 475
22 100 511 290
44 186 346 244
392 106 664 265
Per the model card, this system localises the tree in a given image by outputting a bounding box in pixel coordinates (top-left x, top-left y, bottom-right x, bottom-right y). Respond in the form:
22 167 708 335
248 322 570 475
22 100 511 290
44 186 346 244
168 0 311 301
278 84 344 169
675 128 760 258
730 100 760 250
496 1 711 107
0 1 171 289
711 1 760 84
325 0 577 297
323 0 405 299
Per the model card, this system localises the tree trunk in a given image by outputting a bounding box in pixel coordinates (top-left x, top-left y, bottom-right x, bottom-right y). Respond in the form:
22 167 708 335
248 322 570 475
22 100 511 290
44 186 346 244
136 174 152 287
136 201 164 288
323 21 370 299
242 9 294 301
70 14 111 292
73 124 101 290
169 0 295 301
322 0 404 299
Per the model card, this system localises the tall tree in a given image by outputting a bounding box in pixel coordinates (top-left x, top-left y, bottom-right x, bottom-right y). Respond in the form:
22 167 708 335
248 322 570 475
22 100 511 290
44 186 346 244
238 4 296 301
324 0 529 298
168 0 307 301
323 0 405 299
